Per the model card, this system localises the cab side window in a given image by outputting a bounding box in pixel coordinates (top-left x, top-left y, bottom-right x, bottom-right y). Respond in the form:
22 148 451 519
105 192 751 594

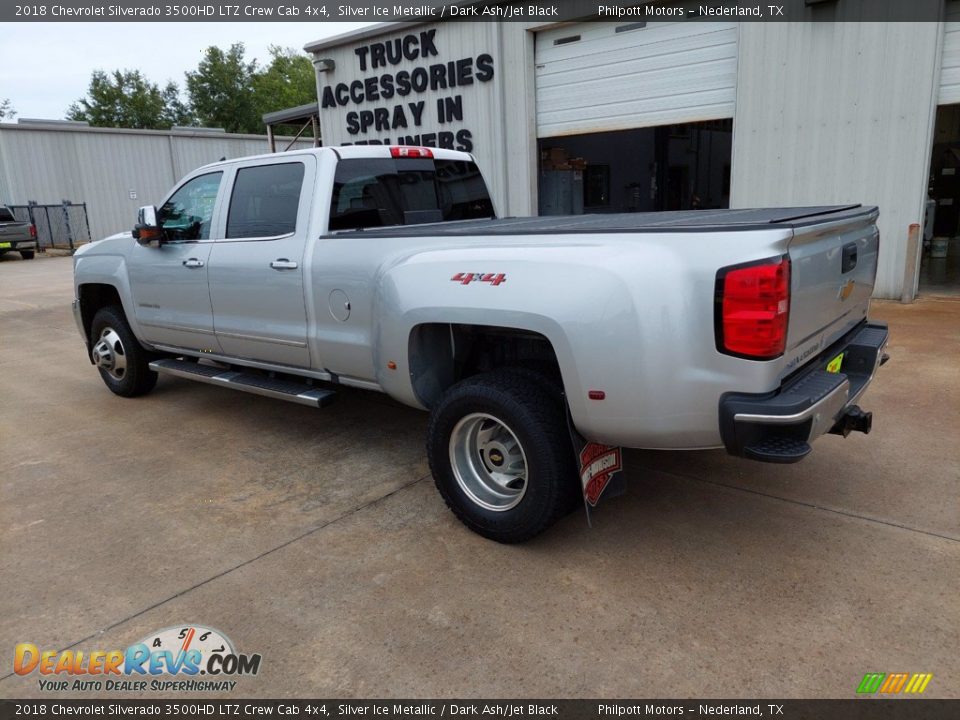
158 172 223 241
226 162 305 239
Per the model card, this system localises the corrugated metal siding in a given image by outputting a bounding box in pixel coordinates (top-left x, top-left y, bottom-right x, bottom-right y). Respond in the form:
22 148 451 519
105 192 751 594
534 21 738 138
731 21 942 300
939 1 960 104
0 125 313 241
314 22 512 214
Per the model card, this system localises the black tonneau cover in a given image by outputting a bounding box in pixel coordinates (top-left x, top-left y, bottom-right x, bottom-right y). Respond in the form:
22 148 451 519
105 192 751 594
331 205 877 237
328 204 877 238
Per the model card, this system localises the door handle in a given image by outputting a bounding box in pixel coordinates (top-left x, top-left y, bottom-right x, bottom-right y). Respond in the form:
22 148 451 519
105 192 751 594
270 259 298 270
182 258 204 268
841 242 858 273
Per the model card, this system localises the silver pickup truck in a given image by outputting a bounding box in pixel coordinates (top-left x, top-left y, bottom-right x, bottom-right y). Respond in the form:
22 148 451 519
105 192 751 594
72 146 888 542
0 204 37 259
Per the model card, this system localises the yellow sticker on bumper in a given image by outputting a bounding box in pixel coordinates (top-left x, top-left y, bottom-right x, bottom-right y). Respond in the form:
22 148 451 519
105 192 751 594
826 353 844 373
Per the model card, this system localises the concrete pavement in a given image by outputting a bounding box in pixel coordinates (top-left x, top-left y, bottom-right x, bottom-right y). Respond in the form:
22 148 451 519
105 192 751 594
1 254 957 699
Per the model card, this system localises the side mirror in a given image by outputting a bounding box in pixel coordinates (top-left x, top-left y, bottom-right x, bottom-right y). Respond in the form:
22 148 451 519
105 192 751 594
133 206 163 246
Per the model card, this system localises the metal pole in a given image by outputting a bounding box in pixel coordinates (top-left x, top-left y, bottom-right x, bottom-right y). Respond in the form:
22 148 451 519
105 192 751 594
901 223 921 303
43 206 51 249
283 120 311 152
81 202 91 243
26 200 40 253
312 115 320 147
62 200 74 250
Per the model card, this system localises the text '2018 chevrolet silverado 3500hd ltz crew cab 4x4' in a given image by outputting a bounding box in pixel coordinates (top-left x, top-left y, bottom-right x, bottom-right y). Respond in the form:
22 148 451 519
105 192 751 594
72 146 889 542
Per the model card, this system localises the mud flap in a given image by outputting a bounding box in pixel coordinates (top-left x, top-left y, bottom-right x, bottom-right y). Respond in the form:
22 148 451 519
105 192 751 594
565 402 626 526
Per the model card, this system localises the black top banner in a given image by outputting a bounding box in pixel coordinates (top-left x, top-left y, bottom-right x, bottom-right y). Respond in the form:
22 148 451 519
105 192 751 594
2 0 948 23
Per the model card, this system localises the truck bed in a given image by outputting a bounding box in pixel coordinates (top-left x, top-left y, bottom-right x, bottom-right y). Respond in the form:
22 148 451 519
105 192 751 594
329 205 876 238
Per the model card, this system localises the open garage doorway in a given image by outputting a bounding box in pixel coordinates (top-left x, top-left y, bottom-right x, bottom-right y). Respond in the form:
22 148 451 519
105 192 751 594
921 105 960 296
537 120 732 216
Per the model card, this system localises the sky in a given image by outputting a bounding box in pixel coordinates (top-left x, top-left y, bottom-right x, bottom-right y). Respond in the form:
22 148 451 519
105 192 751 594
0 22 375 120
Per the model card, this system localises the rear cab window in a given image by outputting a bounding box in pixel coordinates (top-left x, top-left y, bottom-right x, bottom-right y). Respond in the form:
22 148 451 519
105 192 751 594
329 157 495 232
0 206 16 222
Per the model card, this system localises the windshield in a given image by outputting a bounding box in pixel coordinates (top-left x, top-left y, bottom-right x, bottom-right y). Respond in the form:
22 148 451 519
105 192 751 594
329 157 495 232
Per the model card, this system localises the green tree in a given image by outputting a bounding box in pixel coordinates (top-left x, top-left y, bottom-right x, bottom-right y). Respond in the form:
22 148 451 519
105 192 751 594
160 82 194 128
67 70 191 129
186 44 261 134
252 46 316 118
0 98 16 120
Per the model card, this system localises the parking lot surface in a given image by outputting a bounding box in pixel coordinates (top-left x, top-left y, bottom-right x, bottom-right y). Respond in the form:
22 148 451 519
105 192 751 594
1 254 957 698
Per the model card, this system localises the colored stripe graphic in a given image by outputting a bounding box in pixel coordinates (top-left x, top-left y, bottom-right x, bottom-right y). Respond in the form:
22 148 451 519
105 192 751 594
879 672 909 693
857 673 886 694
857 672 933 694
903 673 933 694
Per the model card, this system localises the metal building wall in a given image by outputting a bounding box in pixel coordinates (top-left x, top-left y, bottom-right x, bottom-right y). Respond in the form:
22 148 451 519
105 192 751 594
499 24 538 217
310 22 519 215
0 124 313 241
730 20 943 299
308 16 945 299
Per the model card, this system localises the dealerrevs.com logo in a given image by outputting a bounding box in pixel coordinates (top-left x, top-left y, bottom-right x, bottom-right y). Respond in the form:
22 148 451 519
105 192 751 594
14 625 261 693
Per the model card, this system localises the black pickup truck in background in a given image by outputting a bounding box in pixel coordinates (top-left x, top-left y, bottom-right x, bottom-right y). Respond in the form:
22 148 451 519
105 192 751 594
0 204 37 259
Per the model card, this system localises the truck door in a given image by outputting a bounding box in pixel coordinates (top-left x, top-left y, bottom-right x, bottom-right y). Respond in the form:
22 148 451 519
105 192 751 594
128 171 224 353
207 157 314 368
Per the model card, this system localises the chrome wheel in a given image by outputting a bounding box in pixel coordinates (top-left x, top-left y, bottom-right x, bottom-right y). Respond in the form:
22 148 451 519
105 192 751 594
449 412 528 511
91 327 127 380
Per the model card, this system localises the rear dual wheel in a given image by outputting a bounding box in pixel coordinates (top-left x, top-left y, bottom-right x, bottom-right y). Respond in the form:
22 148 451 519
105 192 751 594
427 369 579 543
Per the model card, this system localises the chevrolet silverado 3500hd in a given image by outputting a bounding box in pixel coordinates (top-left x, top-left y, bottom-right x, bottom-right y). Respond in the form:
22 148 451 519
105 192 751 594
72 146 888 542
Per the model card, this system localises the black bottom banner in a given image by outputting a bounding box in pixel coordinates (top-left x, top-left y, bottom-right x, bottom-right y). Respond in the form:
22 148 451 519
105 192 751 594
1 700 957 720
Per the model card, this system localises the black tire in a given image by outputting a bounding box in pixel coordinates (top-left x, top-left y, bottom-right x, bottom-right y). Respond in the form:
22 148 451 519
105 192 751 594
427 369 579 543
90 305 158 397
20 250 35 260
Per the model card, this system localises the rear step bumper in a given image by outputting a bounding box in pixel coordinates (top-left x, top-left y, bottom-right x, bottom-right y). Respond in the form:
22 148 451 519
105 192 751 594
150 358 336 408
718 321 889 463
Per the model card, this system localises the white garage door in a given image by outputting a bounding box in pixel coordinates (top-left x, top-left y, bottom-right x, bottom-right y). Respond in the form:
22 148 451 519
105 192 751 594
939 1 960 104
535 21 738 138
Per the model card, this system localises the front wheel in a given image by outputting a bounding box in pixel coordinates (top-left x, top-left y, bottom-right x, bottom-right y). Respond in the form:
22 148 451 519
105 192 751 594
90 305 157 397
427 369 578 543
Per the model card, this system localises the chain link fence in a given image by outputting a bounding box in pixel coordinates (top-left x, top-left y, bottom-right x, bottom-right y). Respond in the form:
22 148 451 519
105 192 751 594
8 201 91 250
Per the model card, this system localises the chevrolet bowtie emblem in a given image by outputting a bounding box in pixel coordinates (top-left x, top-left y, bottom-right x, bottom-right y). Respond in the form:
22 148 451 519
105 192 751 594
839 278 855 301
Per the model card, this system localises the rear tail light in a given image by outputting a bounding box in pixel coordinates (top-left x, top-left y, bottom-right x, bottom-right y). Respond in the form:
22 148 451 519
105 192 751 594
715 256 790 360
29 224 37 239
390 146 433 159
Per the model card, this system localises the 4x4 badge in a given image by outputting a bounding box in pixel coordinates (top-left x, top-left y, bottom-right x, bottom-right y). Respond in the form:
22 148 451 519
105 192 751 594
451 272 506 286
